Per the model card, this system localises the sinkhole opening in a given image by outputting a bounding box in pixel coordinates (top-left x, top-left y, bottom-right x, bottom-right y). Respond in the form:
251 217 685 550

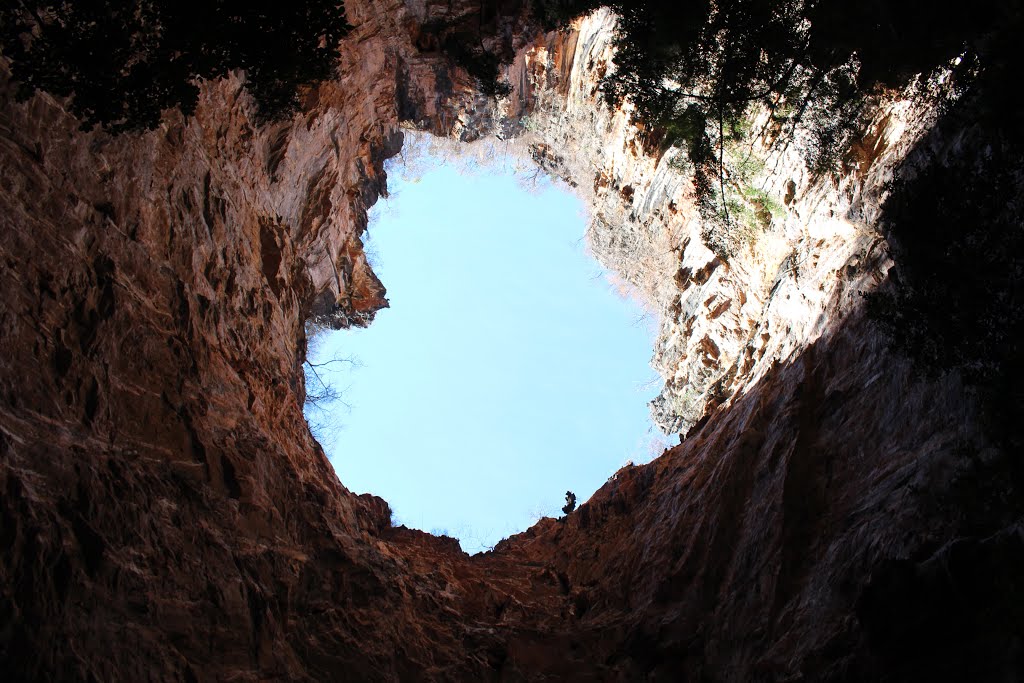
305 134 670 553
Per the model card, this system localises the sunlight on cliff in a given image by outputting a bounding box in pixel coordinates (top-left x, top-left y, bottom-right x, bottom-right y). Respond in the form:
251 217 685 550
304 135 670 553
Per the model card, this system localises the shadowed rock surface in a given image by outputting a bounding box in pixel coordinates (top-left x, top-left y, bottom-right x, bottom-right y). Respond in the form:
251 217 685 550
1 1 1021 680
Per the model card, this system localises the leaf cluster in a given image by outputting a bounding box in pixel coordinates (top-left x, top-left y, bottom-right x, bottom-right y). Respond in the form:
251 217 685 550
418 15 514 100
0 0 353 131
441 32 513 99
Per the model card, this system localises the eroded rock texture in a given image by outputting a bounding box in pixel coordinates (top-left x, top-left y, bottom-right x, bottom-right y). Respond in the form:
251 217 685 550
1 2 1021 681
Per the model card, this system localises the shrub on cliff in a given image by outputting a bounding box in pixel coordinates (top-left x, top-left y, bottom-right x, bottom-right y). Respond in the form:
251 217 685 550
534 0 1008 141
0 0 352 131
417 18 513 100
442 33 513 99
562 490 576 515
531 0 1016 257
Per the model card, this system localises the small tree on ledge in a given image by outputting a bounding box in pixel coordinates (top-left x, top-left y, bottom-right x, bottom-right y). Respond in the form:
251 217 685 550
562 491 577 515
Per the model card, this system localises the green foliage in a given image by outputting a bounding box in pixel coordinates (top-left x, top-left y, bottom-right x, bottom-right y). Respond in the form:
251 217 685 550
700 187 770 260
530 0 1016 257
442 34 513 98
728 145 765 183
665 152 691 176
726 114 752 141
660 106 711 161
743 186 783 223
690 138 780 259
418 15 513 100
0 0 353 131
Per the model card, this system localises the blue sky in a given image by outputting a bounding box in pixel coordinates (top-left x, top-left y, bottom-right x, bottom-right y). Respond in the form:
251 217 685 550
307 142 667 553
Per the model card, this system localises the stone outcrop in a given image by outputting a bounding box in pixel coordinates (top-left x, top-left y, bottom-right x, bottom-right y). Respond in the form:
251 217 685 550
492 10 965 437
1 2 1021 681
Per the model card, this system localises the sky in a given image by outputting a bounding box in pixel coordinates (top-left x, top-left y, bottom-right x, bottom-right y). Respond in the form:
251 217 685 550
306 141 668 553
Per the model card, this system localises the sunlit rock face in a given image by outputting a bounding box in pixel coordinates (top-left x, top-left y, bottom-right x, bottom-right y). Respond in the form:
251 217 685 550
1 2 1021 681
492 10 962 437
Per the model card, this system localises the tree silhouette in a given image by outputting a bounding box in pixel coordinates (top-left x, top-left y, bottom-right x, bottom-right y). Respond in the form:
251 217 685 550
418 10 514 100
0 0 353 131
443 34 513 99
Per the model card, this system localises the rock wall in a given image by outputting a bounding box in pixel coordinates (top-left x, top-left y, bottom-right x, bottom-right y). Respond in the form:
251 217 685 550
1 3 1020 681
0 0 532 677
492 11 966 437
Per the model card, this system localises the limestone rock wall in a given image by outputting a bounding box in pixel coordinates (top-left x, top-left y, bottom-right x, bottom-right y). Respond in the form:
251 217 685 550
493 11 965 437
0 3 1020 682
0 0 542 678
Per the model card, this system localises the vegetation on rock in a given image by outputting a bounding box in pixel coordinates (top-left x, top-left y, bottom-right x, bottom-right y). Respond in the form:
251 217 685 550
562 490 576 515
443 34 514 99
418 16 515 100
531 0 1019 258
0 0 353 131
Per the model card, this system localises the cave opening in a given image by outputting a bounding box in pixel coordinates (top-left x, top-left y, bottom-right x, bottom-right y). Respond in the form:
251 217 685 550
304 134 669 553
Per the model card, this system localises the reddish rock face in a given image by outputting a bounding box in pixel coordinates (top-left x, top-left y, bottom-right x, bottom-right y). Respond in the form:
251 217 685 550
0 2 1021 681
